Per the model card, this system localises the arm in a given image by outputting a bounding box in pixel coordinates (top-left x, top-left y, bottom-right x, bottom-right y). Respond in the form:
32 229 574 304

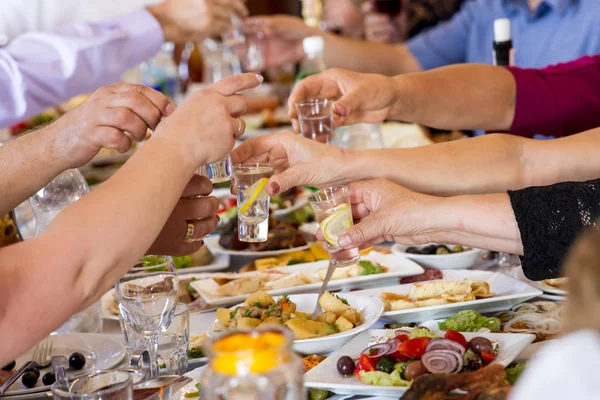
0 73 261 365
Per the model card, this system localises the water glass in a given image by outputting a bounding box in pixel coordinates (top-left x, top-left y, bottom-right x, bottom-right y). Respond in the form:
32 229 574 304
232 164 274 242
295 99 333 144
241 23 266 72
308 185 360 267
198 156 233 183
51 370 133 400
121 303 190 376
333 123 385 150
116 256 178 377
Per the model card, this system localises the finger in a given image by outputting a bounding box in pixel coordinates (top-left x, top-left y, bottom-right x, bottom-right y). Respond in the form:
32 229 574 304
351 202 371 220
92 127 132 153
338 213 385 249
189 215 219 239
179 196 220 220
230 133 281 164
291 118 301 133
106 91 164 130
181 174 214 198
100 108 150 141
232 0 249 17
230 117 246 139
287 73 342 119
211 73 263 96
226 94 248 117
109 83 174 116
360 1 373 13
359 237 386 249
267 166 309 195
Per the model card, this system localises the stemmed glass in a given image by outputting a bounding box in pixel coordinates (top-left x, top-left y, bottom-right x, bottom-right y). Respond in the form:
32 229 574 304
115 256 179 377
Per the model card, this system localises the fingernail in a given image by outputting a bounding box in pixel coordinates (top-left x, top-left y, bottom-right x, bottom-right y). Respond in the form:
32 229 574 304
255 74 264 83
165 103 175 115
338 235 351 247
270 182 280 195
333 103 347 117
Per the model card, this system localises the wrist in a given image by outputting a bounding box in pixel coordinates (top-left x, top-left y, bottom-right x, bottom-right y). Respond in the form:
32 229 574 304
147 3 179 43
388 75 415 121
150 129 199 172
42 125 76 172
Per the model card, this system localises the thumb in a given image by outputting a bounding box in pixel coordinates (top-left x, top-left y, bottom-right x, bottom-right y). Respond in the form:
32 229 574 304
338 214 383 248
267 166 307 196
332 90 361 122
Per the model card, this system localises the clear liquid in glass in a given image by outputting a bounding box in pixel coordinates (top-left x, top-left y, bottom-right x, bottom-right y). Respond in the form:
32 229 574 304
199 156 232 183
233 165 274 242
298 115 333 144
313 203 360 266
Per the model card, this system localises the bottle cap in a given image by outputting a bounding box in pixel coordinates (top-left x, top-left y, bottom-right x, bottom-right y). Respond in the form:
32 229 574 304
303 36 325 55
494 18 511 42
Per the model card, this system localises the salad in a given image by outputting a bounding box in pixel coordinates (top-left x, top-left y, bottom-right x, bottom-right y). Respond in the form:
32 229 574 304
335 328 499 387
438 310 501 332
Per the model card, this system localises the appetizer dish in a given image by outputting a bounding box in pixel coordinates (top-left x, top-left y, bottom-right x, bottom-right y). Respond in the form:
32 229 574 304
496 301 563 342
405 245 471 255
242 244 330 271
304 355 327 373
381 280 494 311
214 291 363 339
188 334 208 360
392 244 484 270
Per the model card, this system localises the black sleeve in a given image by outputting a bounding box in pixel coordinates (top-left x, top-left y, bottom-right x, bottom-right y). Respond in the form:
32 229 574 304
508 179 600 281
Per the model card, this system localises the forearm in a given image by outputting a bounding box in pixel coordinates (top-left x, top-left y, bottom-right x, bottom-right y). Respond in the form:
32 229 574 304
323 33 422 75
391 64 516 131
0 135 196 363
0 128 70 215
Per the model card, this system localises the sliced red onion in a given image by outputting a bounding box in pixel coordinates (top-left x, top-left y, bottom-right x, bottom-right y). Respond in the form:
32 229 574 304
361 342 394 359
395 329 412 336
510 303 538 313
421 349 464 374
425 338 465 356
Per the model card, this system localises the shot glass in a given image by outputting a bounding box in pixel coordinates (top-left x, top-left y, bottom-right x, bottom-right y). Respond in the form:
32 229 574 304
308 185 360 267
240 22 266 72
232 164 274 242
333 123 385 150
51 370 133 400
120 303 190 376
198 155 233 184
295 99 333 144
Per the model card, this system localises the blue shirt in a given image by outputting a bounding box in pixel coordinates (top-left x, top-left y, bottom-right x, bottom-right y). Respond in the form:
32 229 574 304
406 0 600 70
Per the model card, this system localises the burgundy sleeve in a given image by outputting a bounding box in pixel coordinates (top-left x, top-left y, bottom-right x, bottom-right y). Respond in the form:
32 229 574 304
507 56 600 138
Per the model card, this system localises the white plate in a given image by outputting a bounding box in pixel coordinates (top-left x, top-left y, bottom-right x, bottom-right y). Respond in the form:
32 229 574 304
352 269 542 323
513 266 567 296
391 243 485 270
190 253 424 306
179 252 230 273
304 329 535 396
210 293 384 355
204 235 311 256
6 334 125 396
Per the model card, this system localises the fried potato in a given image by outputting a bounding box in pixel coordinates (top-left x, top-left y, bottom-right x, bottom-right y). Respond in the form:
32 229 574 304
334 316 354 332
244 290 275 307
292 312 312 320
237 317 262 329
216 308 232 325
285 319 336 339
217 278 263 296
319 292 350 315
341 308 359 325
260 317 284 327
316 311 337 325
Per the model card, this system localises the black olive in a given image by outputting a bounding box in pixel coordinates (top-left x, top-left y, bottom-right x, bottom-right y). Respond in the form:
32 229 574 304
468 337 494 355
421 245 437 255
22 371 38 388
69 352 86 370
1 361 15 371
26 367 40 379
42 372 56 386
404 360 429 381
405 247 420 254
336 356 355 376
408 322 418 327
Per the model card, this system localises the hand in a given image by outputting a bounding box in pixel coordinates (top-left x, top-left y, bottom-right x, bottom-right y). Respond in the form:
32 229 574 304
147 175 219 256
244 15 318 68
288 68 401 130
331 178 439 249
361 2 398 43
154 73 263 166
50 83 173 169
231 131 348 195
148 0 248 42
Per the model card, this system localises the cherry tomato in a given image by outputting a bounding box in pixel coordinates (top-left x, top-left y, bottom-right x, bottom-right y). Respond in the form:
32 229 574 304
354 354 376 380
395 334 409 343
481 351 496 364
225 198 237 208
393 337 431 360
444 330 468 349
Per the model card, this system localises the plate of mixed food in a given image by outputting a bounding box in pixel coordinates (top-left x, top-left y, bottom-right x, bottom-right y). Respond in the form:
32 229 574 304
513 267 567 296
189 252 424 306
210 291 384 355
303 327 535 397
217 187 314 221
392 243 485 270
353 270 542 323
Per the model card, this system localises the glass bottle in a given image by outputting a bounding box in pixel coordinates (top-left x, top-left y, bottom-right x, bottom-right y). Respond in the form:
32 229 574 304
296 36 326 82
200 328 305 400
141 42 182 103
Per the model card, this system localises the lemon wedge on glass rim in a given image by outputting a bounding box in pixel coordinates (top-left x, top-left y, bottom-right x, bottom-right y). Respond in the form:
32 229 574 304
239 178 269 214
320 203 353 247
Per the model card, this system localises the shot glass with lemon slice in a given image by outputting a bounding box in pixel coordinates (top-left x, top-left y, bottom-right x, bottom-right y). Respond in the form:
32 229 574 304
232 164 274 242
308 185 360 267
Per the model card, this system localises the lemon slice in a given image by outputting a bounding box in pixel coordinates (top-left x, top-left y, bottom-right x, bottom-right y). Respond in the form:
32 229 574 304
239 178 269 214
320 203 353 247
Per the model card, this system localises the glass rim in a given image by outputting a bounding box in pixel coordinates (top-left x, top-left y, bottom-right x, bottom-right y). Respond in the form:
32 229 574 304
294 98 331 107
308 185 350 205
128 255 174 273
51 370 132 399
232 163 274 171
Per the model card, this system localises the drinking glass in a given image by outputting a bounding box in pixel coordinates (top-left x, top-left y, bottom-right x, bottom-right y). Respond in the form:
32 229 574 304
116 256 178 378
333 123 385 150
198 156 232 183
308 185 360 267
232 164 274 242
121 303 190 376
372 0 403 17
295 99 334 144
241 23 266 72
51 370 133 400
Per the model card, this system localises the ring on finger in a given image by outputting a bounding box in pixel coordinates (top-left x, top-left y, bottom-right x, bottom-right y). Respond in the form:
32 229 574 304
183 221 204 242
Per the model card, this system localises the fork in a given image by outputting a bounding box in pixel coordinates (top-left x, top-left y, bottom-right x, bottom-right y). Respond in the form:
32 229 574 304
311 260 336 319
0 339 52 394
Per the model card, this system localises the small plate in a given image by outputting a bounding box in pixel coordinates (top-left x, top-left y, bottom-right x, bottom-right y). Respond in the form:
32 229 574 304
5 334 125 396
353 269 542 323
204 235 311 257
209 293 384 355
304 329 535 396
513 266 567 296
391 243 485 270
